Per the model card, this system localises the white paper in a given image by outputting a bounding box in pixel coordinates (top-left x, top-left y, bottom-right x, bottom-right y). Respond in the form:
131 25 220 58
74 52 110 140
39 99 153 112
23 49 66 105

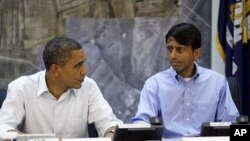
118 123 151 129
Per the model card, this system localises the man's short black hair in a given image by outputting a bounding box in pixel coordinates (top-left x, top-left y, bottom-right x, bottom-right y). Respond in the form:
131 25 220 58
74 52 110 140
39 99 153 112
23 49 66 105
43 36 82 70
165 23 201 50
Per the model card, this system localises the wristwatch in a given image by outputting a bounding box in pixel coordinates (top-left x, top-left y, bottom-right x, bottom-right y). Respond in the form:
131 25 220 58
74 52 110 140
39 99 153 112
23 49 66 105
109 129 115 133
104 128 116 137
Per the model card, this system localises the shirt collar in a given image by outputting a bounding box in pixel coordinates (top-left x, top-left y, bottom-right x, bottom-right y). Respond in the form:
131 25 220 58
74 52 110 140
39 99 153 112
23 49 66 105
37 70 78 97
169 63 200 82
37 70 49 97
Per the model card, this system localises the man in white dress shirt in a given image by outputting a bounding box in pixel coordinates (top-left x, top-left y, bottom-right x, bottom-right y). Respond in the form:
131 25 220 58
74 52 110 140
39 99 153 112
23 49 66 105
0 36 122 138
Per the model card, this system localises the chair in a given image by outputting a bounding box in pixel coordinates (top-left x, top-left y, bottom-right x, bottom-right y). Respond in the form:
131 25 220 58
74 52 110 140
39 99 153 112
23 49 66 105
0 89 7 108
226 76 241 113
88 122 98 137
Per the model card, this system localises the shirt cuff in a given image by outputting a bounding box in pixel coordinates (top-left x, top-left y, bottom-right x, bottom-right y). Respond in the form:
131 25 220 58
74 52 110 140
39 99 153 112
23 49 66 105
0 124 16 133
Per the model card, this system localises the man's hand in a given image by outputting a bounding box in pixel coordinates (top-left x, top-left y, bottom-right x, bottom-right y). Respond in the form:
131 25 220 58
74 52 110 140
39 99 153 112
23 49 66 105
0 131 18 141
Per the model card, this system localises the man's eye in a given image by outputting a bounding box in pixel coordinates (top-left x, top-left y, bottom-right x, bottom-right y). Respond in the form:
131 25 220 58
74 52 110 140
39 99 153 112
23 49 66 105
177 48 183 53
75 63 82 68
167 48 173 53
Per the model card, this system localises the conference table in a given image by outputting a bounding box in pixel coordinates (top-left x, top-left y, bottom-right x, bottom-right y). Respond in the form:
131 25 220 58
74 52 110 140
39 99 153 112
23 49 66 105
14 135 230 141
63 136 230 141
162 136 229 141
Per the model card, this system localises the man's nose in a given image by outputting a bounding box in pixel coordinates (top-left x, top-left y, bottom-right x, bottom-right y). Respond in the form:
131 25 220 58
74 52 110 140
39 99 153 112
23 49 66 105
170 49 178 58
80 65 87 75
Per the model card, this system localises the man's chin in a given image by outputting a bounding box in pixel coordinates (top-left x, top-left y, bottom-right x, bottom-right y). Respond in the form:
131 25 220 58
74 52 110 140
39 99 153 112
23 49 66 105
173 67 184 74
172 66 180 71
73 83 82 89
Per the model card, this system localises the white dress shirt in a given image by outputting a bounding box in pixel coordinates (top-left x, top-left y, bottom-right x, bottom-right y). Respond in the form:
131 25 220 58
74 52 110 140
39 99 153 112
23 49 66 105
0 71 121 138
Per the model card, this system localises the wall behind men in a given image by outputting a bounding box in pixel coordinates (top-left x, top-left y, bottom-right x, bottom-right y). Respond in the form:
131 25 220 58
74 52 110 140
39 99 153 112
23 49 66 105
211 0 225 75
0 0 211 122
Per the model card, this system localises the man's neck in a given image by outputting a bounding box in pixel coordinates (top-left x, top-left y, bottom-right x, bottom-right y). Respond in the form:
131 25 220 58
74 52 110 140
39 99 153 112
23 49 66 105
179 64 197 78
45 73 67 99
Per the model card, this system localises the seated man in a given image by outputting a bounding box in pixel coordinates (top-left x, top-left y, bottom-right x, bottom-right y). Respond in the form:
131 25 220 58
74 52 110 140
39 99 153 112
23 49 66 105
131 23 239 138
0 36 122 138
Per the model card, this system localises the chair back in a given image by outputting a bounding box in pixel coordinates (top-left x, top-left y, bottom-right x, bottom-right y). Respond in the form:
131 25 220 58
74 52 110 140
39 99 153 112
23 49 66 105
0 89 7 108
226 76 241 113
88 122 98 137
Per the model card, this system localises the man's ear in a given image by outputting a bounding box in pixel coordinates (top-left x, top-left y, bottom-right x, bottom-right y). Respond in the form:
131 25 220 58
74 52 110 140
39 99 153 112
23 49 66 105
194 48 202 60
50 64 60 77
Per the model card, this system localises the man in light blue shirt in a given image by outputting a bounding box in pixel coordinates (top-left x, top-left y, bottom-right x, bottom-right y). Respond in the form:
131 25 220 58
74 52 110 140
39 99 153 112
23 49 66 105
131 23 239 138
0 36 122 138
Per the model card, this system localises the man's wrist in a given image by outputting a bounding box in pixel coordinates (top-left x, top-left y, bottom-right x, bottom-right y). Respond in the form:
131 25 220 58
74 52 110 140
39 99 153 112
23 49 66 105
104 127 116 137
7 129 18 132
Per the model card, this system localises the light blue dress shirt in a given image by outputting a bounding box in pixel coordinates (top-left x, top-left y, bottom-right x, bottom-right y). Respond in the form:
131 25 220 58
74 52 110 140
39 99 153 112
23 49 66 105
131 65 239 138
0 71 122 138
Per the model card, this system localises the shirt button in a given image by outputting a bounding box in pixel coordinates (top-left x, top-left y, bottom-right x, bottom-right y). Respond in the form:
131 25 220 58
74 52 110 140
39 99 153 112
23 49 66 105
186 103 190 106
186 118 190 121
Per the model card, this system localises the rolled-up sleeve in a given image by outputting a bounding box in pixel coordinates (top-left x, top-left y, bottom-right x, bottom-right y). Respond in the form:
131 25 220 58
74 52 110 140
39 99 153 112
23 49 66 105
0 87 25 133
87 80 122 137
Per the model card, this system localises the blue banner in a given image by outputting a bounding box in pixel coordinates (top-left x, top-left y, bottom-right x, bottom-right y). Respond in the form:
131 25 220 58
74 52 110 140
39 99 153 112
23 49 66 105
216 0 250 116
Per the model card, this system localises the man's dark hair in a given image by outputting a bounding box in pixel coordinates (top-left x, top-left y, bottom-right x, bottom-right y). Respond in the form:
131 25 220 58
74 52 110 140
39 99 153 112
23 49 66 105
43 36 82 70
165 23 201 50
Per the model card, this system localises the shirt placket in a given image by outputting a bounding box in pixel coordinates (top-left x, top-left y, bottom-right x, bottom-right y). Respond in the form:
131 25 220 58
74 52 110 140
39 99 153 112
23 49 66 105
183 82 192 135
53 93 68 137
